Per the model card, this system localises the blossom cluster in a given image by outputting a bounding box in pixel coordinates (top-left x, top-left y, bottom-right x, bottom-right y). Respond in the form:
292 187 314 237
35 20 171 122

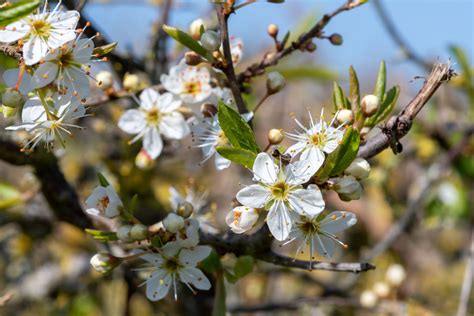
1 1 102 151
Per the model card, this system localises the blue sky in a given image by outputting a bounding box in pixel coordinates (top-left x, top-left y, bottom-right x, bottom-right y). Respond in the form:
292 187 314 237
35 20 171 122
86 0 473 83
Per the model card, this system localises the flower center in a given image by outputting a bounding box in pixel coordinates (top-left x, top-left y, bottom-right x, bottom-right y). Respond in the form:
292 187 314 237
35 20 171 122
270 180 290 200
184 81 201 96
309 132 326 146
216 130 229 146
30 19 51 37
163 257 182 272
98 196 110 213
233 211 242 224
58 48 76 68
297 218 320 235
146 109 161 125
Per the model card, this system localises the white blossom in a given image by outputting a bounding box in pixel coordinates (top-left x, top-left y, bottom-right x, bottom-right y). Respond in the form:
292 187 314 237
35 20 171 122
118 89 190 159
0 2 80 65
236 153 323 241
85 185 123 218
166 218 200 249
226 206 259 234
286 110 345 172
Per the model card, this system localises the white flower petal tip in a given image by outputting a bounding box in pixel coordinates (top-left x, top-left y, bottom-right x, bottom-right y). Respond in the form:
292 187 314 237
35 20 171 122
225 206 259 234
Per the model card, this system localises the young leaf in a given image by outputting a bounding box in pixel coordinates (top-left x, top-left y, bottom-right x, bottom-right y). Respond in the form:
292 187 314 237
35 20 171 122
234 255 254 279
0 0 41 27
329 128 360 176
163 25 215 61
85 229 118 242
349 65 360 111
151 235 164 248
215 147 256 168
217 102 260 153
97 173 110 187
93 42 118 57
128 194 138 214
332 82 350 111
373 60 386 102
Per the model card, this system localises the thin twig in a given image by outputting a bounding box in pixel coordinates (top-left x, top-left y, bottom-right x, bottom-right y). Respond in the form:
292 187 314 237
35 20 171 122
456 229 474 316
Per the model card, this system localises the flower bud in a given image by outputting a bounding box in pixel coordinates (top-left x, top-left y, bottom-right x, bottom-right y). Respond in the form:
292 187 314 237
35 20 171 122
201 103 218 117
361 94 379 117
96 71 114 90
385 264 406 287
135 149 155 170
123 73 140 92
162 213 185 233
201 30 220 52
373 282 390 298
90 252 122 274
185 51 204 66
305 41 317 52
329 33 343 45
226 206 259 234
130 223 148 241
336 109 354 124
333 176 362 201
2 88 22 108
268 129 284 145
189 18 205 39
267 23 278 38
176 201 193 218
116 225 134 243
345 158 371 180
2 105 17 118
360 290 377 308
266 71 285 95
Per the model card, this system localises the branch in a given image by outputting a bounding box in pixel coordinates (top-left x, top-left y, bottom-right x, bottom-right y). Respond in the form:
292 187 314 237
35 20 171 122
236 0 365 85
216 5 248 114
358 62 454 159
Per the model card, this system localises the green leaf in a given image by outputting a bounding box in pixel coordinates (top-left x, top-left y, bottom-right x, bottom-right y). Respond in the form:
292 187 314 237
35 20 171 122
332 81 350 111
217 102 260 153
151 235 164 248
215 146 256 168
92 42 118 57
163 25 215 61
200 249 221 274
212 271 226 316
366 85 400 127
0 0 41 27
97 173 110 187
0 182 22 209
281 31 290 48
276 67 336 82
373 60 386 102
234 255 254 279
330 128 360 176
349 65 360 111
85 229 118 242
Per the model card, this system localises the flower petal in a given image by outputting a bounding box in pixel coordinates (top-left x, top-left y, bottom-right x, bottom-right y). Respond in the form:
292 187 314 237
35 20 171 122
236 184 269 208
118 109 146 134
146 271 171 301
3 68 33 94
320 211 357 234
143 127 163 159
315 234 335 258
288 185 325 217
139 88 160 110
160 112 190 139
215 153 231 170
300 146 325 173
157 92 182 112
23 37 48 65
266 200 292 241
285 159 318 185
179 246 212 266
33 62 58 88
0 20 29 42
252 153 278 185
179 267 211 290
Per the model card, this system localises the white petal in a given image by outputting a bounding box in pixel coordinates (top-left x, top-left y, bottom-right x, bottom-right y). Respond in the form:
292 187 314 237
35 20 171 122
48 10 80 30
320 211 357 234
140 253 165 266
285 141 306 157
315 234 336 258
179 267 211 290
118 109 146 134
73 38 94 64
160 112 190 139
179 246 212 266
266 201 292 241
21 97 47 123
143 128 163 159
236 184 270 208
157 92 182 112
146 271 171 301
300 146 325 173
214 153 231 170
284 159 318 185
63 67 90 98
23 37 48 65
252 153 278 185
139 88 160 110
3 68 33 94
32 62 58 88
0 21 29 42
288 185 325 217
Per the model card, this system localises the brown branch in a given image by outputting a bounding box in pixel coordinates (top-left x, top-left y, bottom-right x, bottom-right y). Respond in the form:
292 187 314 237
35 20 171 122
0 43 23 62
236 0 365 85
216 5 248 114
358 62 454 160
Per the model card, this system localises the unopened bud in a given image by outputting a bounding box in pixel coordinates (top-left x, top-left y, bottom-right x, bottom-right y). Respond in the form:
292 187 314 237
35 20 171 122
201 103 218 117
336 109 354 124
305 41 317 52
361 94 379 117
116 225 134 243
2 105 17 118
162 213 185 233
185 51 203 66
96 71 114 90
201 30 220 52
329 33 343 45
130 223 148 241
189 18 205 39
135 149 155 170
2 88 22 108
176 201 194 218
123 73 141 92
360 290 377 308
268 129 284 145
333 176 362 201
90 252 122 274
385 264 406 287
373 282 390 298
266 71 285 95
345 158 370 180
267 23 279 38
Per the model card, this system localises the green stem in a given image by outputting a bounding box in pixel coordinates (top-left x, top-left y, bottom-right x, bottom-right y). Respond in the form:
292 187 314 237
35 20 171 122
37 90 59 121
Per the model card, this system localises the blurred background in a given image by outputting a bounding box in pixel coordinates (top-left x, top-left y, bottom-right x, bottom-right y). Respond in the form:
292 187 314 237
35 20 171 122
0 0 473 315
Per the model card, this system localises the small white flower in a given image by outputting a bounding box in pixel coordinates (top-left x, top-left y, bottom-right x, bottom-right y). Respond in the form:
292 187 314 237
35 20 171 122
285 211 357 259
169 186 208 215
0 3 80 65
85 185 123 218
226 206 259 234
162 213 185 233
32 37 95 98
236 153 324 241
385 264 406 287
5 93 86 151
286 110 345 172
118 88 190 159
166 218 201 249
161 60 212 105
139 244 212 301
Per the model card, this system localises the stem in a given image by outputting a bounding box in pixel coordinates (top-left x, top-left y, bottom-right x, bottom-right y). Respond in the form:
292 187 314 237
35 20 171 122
37 90 59 121
15 64 25 91
253 92 270 113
